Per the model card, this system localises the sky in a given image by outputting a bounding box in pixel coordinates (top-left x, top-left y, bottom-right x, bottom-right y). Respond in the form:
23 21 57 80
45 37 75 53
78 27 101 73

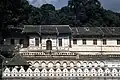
27 0 120 12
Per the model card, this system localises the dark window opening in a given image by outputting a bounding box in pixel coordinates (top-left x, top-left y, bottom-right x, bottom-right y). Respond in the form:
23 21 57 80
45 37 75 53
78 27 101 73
59 39 62 46
35 38 39 46
11 39 15 45
107 74 109 76
73 39 77 44
93 39 97 45
46 40 52 50
19 39 24 45
40 38 42 43
117 39 120 45
0 39 4 44
103 39 106 45
82 39 86 45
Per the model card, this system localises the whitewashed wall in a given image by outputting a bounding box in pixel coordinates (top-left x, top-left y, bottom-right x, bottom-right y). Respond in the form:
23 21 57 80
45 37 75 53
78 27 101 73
41 36 69 50
57 37 69 50
70 39 120 52
71 39 119 46
4 36 120 52
29 35 40 47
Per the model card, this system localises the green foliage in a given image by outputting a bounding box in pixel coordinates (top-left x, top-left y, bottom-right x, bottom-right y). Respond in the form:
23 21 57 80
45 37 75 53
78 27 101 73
40 4 55 11
1 0 120 29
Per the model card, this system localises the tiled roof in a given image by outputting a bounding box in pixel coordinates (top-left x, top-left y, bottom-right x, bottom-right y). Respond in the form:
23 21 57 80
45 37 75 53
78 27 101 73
5 54 29 66
41 25 57 34
23 25 40 33
23 25 120 36
101 27 120 36
72 27 120 36
23 25 71 35
76 27 102 36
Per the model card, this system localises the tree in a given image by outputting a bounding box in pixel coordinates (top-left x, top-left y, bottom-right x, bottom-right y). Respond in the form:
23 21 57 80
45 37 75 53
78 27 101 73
40 4 58 24
67 0 120 27
40 4 55 11
1 0 120 28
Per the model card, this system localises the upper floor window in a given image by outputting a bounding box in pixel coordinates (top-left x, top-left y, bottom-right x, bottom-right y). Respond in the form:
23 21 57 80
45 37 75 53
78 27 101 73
40 38 42 43
11 39 15 45
93 39 97 45
117 39 120 45
82 39 86 45
73 39 77 44
19 39 24 45
35 38 39 46
59 39 62 46
0 39 4 44
103 39 106 45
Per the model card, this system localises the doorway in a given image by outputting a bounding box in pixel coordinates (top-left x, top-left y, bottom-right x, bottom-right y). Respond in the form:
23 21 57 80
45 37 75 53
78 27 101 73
46 40 52 50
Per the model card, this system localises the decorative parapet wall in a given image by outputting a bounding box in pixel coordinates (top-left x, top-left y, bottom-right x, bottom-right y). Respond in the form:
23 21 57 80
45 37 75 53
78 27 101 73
2 66 120 78
19 51 78 60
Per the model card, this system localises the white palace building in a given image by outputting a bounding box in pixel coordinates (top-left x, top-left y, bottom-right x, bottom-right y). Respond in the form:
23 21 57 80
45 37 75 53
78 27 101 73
2 25 120 78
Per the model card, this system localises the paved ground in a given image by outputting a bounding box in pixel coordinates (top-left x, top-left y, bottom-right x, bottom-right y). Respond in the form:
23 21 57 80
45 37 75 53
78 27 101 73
2 77 120 80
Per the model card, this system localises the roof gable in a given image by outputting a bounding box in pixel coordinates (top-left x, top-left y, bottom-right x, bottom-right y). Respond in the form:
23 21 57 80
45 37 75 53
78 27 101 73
0 54 5 60
4 67 10 73
26 68 33 72
6 54 29 66
11 68 18 72
19 67 25 72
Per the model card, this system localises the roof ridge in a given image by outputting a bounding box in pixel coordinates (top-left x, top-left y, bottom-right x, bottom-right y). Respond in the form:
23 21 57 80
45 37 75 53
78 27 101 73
0 54 6 59
69 26 72 33
98 27 104 35
76 27 79 33
56 27 59 35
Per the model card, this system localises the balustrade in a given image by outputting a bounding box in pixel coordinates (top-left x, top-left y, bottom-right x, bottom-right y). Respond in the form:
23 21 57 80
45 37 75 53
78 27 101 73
3 67 120 78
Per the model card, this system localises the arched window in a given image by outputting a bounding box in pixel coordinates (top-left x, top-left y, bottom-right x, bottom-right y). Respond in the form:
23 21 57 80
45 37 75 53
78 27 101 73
35 38 39 46
46 40 52 50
